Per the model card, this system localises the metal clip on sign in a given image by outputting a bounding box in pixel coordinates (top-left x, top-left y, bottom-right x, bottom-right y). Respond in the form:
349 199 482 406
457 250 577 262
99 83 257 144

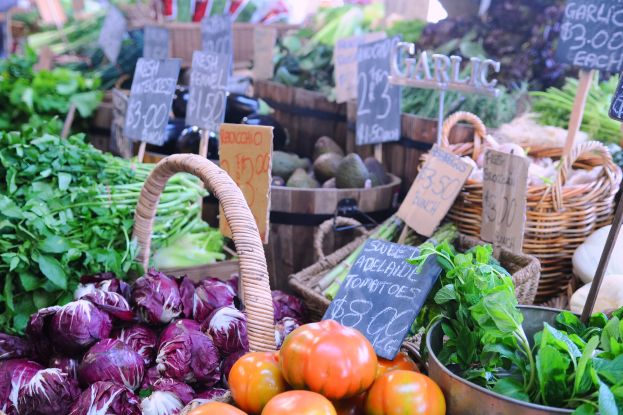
333 199 378 232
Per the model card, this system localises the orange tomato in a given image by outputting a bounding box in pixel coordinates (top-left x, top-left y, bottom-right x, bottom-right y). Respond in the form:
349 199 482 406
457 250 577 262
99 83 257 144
365 370 446 415
279 320 377 400
262 391 336 415
229 352 288 414
188 401 247 415
332 394 366 415
376 351 419 377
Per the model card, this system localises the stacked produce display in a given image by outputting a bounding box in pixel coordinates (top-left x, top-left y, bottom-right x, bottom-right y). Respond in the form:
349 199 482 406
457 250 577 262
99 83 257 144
1 0 623 414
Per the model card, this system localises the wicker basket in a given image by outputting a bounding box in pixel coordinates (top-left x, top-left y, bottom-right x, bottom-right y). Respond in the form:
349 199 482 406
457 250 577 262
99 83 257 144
133 154 276 414
289 218 542 321
436 112 622 303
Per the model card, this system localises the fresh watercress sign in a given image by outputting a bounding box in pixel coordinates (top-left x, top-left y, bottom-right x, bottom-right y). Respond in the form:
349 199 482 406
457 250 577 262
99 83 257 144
98 6 127 64
324 238 441 359
356 36 401 146
201 13 232 57
610 75 623 122
556 0 623 72
186 51 230 131
123 58 181 145
143 26 170 60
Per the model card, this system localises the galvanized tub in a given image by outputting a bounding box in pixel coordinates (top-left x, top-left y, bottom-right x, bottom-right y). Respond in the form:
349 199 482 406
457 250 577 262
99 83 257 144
426 306 573 415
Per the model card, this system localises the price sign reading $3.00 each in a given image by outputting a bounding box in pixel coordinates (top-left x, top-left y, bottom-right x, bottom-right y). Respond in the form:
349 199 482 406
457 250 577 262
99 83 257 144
397 145 472 237
123 58 181 145
481 149 530 253
323 238 442 360
219 124 273 244
186 51 230 131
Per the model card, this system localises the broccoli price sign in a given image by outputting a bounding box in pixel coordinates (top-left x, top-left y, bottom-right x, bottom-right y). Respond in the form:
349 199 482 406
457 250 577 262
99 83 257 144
397 145 472 237
123 58 181 145
356 37 401 146
323 238 441 360
610 75 623 121
480 149 530 253
556 1 623 72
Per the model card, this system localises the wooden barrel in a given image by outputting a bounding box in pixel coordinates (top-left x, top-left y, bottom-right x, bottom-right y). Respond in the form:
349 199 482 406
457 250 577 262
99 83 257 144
253 80 348 158
267 174 401 290
345 101 475 194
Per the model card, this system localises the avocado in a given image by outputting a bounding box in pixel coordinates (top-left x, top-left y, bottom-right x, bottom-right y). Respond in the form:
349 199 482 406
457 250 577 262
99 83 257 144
322 177 336 188
364 157 390 186
335 154 370 189
286 168 320 188
313 136 344 160
313 153 343 182
272 151 308 181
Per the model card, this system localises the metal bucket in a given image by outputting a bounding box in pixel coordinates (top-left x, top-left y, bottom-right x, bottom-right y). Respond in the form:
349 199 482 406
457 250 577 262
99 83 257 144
426 305 574 415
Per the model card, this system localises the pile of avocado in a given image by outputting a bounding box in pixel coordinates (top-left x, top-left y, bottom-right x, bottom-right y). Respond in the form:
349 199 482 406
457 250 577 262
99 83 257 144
271 136 391 189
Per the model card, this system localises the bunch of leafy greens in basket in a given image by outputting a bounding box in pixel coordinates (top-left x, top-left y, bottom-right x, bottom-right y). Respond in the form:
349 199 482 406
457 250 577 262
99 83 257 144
0 128 224 335
410 242 623 414
0 50 102 133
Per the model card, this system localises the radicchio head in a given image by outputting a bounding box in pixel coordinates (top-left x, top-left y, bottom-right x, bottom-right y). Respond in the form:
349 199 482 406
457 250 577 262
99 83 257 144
18 368 80 415
83 290 135 321
193 278 235 323
0 359 43 415
49 356 79 380
140 391 183 415
0 333 32 361
152 378 195 405
202 306 248 356
50 300 113 354
178 276 195 319
112 324 158 365
132 270 182 325
271 290 306 322
78 339 145 390
69 381 141 415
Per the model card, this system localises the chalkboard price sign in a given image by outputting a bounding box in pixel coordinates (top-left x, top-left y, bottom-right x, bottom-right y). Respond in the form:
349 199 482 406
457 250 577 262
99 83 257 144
123 58 181 145
610 75 623 122
556 1 623 72
186 51 230 131
323 238 441 359
98 6 127 64
201 14 232 57
143 26 170 60
356 37 401 146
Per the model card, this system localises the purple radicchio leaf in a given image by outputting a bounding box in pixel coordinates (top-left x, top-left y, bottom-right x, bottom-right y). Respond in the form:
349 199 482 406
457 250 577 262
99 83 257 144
25 306 60 361
78 339 145 390
220 351 245 388
178 276 195 319
0 359 43 415
202 306 249 356
112 324 158 366
68 381 141 415
140 390 184 415
84 290 135 321
152 378 195 405
192 278 235 323
0 333 32 361
49 300 113 354
132 270 182 325
18 368 80 415
48 356 79 380
271 290 306 322
195 387 229 401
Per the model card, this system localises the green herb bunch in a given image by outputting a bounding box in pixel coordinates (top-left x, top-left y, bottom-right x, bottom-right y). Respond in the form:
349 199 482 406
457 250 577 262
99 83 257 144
409 242 623 414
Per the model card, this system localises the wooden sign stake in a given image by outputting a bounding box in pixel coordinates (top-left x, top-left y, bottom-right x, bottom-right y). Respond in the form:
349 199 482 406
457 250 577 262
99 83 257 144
136 141 146 163
563 69 595 156
61 103 76 139
581 189 623 323
374 144 383 163
199 130 210 158
436 90 446 145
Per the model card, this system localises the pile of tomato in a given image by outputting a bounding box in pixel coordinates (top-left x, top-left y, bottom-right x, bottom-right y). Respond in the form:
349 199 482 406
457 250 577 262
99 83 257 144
188 320 446 415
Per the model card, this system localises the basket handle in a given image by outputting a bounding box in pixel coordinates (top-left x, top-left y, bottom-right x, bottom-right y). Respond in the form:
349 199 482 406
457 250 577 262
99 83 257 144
549 141 619 211
314 217 369 260
132 154 275 352
441 111 487 160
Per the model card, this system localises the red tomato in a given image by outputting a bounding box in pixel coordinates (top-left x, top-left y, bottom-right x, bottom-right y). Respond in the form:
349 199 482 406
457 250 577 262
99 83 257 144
376 351 419 377
229 352 288 414
332 394 366 415
188 401 247 415
279 320 377 400
262 391 336 415
365 370 446 415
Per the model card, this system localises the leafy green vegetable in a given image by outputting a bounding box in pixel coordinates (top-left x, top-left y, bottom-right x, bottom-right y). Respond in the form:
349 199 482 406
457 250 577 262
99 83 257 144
0 127 223 334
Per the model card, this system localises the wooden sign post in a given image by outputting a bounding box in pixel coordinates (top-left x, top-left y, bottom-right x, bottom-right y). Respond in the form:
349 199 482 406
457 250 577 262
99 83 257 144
480 149 530 253
186 51 230 158
397 145 472 237
355 36 402 163
123 58 181 162
323 238 442 359
555 0 623 155
219 124 273 244
389 43 501 144
334 32 387 104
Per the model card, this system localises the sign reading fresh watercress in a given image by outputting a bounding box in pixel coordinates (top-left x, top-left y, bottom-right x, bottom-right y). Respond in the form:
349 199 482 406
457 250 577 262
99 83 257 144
186 51 230 131
123 58 181 145
356 37 401 146
323 239 441 360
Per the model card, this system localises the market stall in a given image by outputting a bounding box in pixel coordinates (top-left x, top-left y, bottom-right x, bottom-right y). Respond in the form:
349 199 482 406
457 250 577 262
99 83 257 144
1 0 623 414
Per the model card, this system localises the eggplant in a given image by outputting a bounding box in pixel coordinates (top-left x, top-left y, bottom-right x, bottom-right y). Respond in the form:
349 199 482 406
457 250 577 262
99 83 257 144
225 93 260 124
176 126 219 159
172 86 190 119
242 114 288 151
